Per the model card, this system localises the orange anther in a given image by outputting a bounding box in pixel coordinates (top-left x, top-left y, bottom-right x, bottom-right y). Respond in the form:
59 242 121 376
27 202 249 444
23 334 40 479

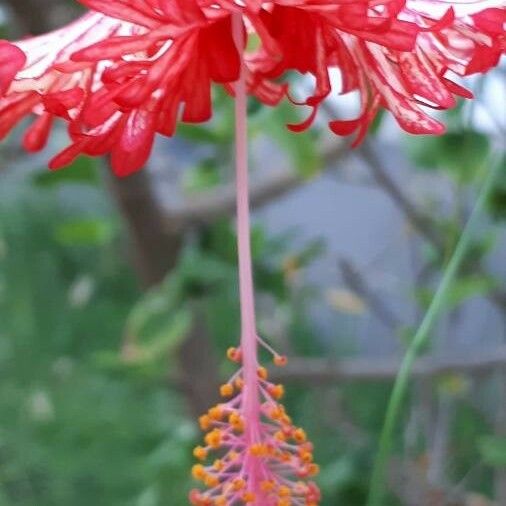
268 384 285 399
274 355 288 367
300 451 313 464
242 492 256 503
260 480 275 492
250 443 267 457
205 429 223 449
204 474 219 487
269 405 284 420
227 347 242 363
257 366 268 380
192 464 206 481
280 452 292 463
278 485 291 497
199 415 211 431
208 406 224 421
213 459 224 471
232 478 246 491
274 430 286 442
293 428 307 443
220 383 234 397
193 446 208 461
307 464 320 477
229 412 245 432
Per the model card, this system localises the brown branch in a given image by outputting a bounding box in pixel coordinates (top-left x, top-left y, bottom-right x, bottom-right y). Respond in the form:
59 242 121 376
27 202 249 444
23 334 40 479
359 140 506 312
106 169 184 288
270 346 506 384
389 459 469 506
106 168 220 417
338 257 403 330
165 167 301 227
359 140 445 251
322 105 506 312
165 141 347 228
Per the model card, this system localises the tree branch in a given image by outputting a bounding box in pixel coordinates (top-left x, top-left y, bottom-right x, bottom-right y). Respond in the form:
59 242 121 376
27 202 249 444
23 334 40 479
338 257 403 330
270 346 506 384
389 459 468 506
163 141 347 228
359 140 445 251
106 169 183 288
359 140 506 312
165 166 301 227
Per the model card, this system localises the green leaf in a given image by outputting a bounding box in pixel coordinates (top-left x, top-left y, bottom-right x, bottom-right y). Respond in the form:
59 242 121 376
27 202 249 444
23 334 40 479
487 157 506 221
103 306 192 371
417 275 496 311
176 124 223 144
407 129 490 183
179 248 232 288
250 225 268 259
33 157 100 187
406 135 443 169
442 131 490 176
130 309 191 365
446 275 496 307
370 109 386 135
182 160 221 193
126 276 182 337
54 219 114 246
479 436 506 467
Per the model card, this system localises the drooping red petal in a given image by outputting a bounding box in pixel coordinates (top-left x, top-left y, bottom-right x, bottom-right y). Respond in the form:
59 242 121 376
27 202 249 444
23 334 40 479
0 41 26 95
111 109 156 177
23 113 54 152
329 118 362 136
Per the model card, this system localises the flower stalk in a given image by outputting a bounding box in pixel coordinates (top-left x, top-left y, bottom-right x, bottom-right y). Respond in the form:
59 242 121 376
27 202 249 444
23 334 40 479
232 12 261 434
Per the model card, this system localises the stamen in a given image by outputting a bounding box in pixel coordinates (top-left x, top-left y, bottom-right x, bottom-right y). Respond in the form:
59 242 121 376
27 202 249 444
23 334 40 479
190 12 320 506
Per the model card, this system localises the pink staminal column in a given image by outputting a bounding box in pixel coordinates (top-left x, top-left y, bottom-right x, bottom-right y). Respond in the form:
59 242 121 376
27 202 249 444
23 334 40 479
231 11 264 502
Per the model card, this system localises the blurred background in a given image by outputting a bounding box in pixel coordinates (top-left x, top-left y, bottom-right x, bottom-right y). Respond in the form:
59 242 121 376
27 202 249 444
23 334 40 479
0 1 505 505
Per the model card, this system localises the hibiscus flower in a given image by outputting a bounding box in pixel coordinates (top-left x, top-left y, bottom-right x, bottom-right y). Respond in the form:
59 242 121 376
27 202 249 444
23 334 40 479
0 5 503 503
0 1 504 173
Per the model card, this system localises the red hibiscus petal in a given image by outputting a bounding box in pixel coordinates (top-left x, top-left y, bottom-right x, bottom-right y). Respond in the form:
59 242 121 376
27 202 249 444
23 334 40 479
111 109 156 177
0 41 26 95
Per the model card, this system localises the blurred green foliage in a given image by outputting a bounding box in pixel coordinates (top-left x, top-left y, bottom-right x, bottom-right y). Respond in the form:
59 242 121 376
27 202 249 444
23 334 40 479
0 176 195 505
0 157 501 504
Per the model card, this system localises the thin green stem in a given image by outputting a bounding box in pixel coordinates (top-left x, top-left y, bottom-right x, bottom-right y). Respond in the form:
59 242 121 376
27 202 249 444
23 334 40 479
367 158 503 506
